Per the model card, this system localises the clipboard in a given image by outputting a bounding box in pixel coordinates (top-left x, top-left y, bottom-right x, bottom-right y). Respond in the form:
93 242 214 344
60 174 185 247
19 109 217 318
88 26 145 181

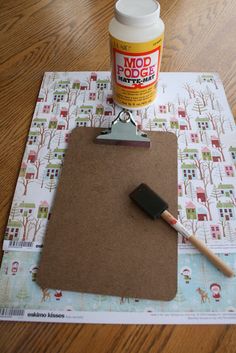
37 127 178 301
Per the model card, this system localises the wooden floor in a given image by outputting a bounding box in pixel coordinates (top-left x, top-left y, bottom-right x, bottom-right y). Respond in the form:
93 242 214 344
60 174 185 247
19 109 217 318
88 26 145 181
0 0 236 351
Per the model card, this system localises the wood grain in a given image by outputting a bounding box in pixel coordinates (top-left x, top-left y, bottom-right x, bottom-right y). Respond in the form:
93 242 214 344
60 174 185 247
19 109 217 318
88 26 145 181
0 0 236 352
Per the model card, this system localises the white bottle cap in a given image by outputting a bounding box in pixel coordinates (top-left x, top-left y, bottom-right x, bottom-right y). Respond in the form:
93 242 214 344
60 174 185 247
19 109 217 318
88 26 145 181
115 0 160 27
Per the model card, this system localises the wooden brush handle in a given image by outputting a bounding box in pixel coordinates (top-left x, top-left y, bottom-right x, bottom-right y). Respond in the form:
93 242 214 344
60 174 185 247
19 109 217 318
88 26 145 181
188 235 235 278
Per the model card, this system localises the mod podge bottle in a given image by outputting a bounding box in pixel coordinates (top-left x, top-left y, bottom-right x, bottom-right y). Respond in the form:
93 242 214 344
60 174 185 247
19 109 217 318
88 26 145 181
109 0 164 109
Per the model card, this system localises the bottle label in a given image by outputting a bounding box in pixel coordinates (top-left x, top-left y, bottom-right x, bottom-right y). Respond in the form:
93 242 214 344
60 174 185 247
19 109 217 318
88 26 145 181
110 34 164 108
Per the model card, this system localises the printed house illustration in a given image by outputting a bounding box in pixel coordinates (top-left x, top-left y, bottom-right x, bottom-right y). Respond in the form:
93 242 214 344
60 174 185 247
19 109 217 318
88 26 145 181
53 91 67 102
48 116 58 129
106 94 113 104
45 163 61 179
196 187 206 202
104 106 113 116
5 220 22 240
210 225 221 240
56 80 70 90
28 131 39 145
60 107 68 118
90 72 97 82
19 202 35 217
224 165 234 177
197 207 208 221
42 104 51 114
217 202 235 220
89 92 96 101
196 117 210 130
76 117 90 127
201 74 214 83
32 118 47 128
190 133 199 143
27 150 37 163
25 167 35 180
178 107 186 118
78 105 93 114
96 79 110 90
218 184 234 198
186 201 197 220
212 150 221 162
183 148 198 160
179 120 188 130
37 201 49 219
178 183 183 196
53 148 66 160
153 117 167 128
159 105 167 114
211 136 220 148
72 80 80 89
181 163 197 180
170 117 179 129
201 147 212 160
96 104 104 115
229 146 236 163
57 121 66 130
20 162 27 177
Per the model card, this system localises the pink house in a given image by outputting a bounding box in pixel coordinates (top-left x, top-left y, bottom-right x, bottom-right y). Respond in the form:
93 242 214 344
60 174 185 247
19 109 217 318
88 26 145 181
196 187 206 202
60 107 68 118
42 104 51 114
211 135 220 148
178 107 186 118
190 133 199 143
27 150 37 163
210 225 221 240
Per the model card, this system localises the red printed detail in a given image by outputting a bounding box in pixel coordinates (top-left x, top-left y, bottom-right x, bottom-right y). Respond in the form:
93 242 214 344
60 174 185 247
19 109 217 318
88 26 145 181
170 218 177 225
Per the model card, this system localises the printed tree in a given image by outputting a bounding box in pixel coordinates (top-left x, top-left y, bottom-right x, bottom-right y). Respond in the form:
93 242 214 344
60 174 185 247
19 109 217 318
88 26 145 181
192 98 207 115
20 177 34 196
196 90 208 107
44 149 54 163
46 129 59 149
33 157 45 179
205 86 216 110
87 112 96 128
28 218 44 242
186 219 201 236
219 218 227 238
138 107 149 129
145 118 156 131
225 222 236 243
45 178 57 192
183 83 194 99
20 212 33 241
10 203 20 220
180 98 192 130
193 158 213 220
203 161 216 185
211 185 221 202
205 112 217 130
16 282 29 300
214 120 226 161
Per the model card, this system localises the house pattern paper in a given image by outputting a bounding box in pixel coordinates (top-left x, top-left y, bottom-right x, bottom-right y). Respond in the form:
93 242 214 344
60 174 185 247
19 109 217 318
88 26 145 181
1 72 236 324
2 72 236 253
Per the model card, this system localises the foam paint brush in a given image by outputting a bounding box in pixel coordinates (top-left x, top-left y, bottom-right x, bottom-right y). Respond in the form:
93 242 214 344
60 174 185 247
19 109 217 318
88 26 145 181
130 183 235 278
95 110 150 148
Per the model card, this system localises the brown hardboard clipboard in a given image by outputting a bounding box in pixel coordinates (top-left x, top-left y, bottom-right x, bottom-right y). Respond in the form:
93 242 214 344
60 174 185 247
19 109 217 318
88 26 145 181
37 127 178 301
